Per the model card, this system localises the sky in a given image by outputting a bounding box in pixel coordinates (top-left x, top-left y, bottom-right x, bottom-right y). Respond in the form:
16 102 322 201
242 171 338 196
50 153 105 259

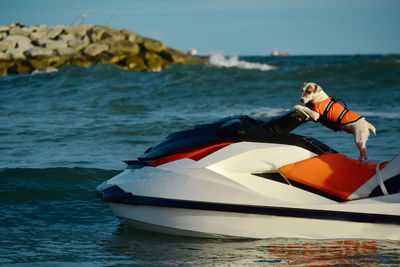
2 0 400 56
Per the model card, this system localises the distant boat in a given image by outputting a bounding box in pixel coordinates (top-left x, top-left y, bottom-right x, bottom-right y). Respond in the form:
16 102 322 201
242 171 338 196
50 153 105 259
271 49 290 57
187 48 211 57
187 48 198 56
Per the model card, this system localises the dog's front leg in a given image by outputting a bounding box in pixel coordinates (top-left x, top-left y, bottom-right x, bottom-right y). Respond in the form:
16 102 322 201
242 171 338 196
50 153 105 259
293 105 320 121
354 129 369 160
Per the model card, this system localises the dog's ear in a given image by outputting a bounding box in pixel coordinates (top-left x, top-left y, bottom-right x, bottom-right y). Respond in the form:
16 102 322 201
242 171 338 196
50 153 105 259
303 82 320 93
312 84 323 93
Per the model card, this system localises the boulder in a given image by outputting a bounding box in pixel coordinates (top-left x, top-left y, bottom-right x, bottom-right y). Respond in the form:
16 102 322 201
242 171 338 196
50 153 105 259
88 25 106 42
56 47 78 57
16 39 34 51
15 60 33 74
128 32 143 43
45 25 64 39
83 43 109 57
142 38 165 53
0 66 7 76
27 26 44 41
0 61 15 76
0 40 12 52
28 58 50 69
37 39 67 50
101 27 126 44
30 31 45 42
120 29 141 42
58 32 76 42
161 48 206 64
9 27 31 37
68 56 97 67
46 57 66 68
144 51 170 72
67 35 90 51
1 35 33 51
122 55 147 71
110 40 140 55
99 52 126 65
67 25 91 36
6 47 27 60
24 47 54 58
0 51 11 60
161 48 188 64
0 26 9 32
0 32 7 41
29 56 66 69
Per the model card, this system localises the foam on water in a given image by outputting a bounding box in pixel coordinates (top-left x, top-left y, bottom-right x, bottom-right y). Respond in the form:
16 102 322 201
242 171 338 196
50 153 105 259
209 52 276 71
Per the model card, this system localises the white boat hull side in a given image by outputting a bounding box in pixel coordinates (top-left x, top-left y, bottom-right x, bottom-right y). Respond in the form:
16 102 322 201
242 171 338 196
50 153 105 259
109 203 400 240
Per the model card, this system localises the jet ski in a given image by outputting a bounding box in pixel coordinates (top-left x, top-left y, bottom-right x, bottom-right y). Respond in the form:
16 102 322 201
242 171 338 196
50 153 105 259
97 110 400 239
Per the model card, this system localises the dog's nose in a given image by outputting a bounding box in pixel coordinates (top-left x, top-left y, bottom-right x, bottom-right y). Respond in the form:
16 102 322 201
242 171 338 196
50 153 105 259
300 98 304 104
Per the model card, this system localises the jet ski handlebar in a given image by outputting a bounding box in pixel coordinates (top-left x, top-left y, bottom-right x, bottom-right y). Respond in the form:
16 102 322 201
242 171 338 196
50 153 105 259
261 109 311 135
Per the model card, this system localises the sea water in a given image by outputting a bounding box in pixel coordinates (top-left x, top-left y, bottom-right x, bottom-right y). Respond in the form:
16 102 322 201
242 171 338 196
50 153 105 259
1 54 399 266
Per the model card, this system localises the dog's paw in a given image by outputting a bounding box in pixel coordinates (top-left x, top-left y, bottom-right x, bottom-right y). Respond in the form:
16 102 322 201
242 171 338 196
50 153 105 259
293 105 303 111
309 112 320 122
358 148 369 161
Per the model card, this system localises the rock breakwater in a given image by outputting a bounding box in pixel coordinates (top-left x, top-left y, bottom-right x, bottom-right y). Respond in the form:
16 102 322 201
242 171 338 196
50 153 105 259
0 24 207 75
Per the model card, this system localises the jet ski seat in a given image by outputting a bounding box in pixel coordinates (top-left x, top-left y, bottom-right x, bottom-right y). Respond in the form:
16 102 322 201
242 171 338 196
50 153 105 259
279 153 400 201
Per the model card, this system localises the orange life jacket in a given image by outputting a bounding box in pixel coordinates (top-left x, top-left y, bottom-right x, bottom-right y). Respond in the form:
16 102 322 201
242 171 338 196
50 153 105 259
308 97 363 131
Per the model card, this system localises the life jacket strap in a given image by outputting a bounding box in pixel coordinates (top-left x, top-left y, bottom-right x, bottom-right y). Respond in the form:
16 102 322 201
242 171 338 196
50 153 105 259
335 98 348 109
336 108 348 125
322 99 335 118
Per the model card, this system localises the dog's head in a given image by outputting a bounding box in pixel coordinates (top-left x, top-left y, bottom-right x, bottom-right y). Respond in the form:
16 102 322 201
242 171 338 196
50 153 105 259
300 82 323 104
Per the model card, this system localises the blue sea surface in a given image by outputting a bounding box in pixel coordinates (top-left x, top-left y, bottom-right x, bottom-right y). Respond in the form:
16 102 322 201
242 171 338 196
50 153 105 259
1 54 400 265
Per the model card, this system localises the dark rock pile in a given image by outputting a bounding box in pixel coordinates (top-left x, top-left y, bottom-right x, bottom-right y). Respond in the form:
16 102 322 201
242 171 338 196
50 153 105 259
0 24 207 75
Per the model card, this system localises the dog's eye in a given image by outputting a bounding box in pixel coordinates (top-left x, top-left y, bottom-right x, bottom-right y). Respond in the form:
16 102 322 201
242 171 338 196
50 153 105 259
304 86 314 94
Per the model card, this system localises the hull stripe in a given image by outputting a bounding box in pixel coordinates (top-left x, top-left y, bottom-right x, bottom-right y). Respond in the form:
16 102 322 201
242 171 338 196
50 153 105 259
98 184 400 225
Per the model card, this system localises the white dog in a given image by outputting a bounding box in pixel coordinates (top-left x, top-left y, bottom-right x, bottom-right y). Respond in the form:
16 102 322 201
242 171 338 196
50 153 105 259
294 82 376 160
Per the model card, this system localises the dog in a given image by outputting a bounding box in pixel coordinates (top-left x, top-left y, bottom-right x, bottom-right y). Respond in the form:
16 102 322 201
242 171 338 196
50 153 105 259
294 82 376 160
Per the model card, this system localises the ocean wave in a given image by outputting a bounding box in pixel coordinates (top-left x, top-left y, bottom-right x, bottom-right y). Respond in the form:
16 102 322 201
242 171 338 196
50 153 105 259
362 111 400 119
0 167 119 202
209 53 276 71
0 166 117 180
